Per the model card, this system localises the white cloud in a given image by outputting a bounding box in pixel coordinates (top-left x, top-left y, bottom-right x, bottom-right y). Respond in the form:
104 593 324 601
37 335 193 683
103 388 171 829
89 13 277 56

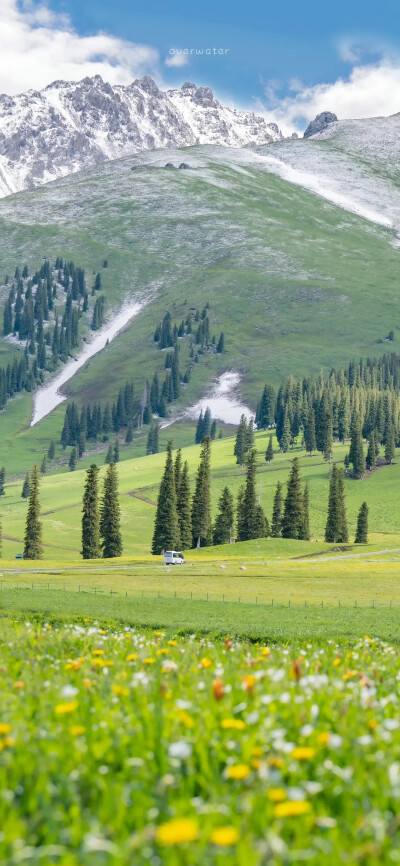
258 57 400 136
165 52 189 68
0 0 160 95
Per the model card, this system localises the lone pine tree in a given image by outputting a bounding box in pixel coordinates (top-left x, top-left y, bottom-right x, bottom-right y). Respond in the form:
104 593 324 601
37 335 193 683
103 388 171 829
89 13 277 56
281 457 305 540
325 464 348 543
355 501 369 544
213 486 234 545
237 449 267 541
0 467 5 496
176 460 192 549
265 435 274 465
271 481 283 538
100 463 122 558
81 464 101 559
191 436 212 548
23 465 42 559
21 473 30 499
349 414 366 478
152 441 180 554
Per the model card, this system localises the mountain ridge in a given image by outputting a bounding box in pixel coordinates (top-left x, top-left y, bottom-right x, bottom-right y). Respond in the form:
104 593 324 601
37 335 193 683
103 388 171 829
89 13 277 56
0 74 282 198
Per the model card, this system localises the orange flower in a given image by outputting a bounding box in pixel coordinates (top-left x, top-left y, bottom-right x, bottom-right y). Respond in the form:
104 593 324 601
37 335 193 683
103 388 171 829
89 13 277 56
13 681 24 689
243 674 255 695
212 678 224 701
291 658 302 680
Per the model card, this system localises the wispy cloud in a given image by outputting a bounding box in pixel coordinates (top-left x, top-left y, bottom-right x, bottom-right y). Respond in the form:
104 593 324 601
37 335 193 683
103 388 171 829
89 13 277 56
0 0 160 94
258 48 400 135
165 53 190 68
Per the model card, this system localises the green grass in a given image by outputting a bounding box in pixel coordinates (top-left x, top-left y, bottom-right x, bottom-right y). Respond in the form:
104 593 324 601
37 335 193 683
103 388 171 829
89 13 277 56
2 618 400 864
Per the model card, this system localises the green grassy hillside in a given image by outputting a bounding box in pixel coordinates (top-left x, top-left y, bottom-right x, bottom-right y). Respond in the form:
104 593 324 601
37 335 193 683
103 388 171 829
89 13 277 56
0 144 400 462
1 429 400 562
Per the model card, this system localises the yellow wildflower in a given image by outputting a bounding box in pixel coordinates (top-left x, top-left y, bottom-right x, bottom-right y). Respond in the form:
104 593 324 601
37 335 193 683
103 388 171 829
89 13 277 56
261 646 271 656
156 648 170 656
332 657 341 666
3 736 14 748
317 732 331 746
342 670 357 680
99 630 107 635
112 685 129 697
55 701 78 715
291 747 316 761
92 659 113 667
179 710 195 728
127 653 138 661
65 659 82 671
210 827 239 846
83 678 92 688
125 634 131 639
167 640 177 646
267 788 286 802
221 718 246 731
92 650 104 656
225 763 251 780
71 726 85 736
200 657 212 669
144 658 155 665
243 674 255 695
156 818 199 846
0 723 12 735
274 801 311 818
268 755 284 769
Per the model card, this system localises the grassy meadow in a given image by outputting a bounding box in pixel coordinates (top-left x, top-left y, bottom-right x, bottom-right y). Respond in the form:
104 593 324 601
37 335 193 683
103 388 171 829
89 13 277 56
2 620 400 864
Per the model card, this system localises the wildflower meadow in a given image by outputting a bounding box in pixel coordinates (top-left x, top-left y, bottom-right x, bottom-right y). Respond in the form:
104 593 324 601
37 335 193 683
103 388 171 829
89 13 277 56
1 618 400 864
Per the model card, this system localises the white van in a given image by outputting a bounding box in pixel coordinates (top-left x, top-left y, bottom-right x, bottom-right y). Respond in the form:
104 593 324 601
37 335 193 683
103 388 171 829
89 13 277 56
163 551 185 565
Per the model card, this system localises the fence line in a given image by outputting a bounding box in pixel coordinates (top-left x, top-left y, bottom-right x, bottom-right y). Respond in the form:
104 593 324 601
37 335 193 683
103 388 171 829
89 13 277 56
0 581 398 610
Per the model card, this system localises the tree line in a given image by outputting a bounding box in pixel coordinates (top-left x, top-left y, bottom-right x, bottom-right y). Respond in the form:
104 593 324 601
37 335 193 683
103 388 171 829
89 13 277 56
152 439 369 555
19 461 122 560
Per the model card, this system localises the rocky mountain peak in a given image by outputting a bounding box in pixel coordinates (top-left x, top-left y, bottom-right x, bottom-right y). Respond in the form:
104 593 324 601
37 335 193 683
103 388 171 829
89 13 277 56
303 111 338 139
0 75 283 198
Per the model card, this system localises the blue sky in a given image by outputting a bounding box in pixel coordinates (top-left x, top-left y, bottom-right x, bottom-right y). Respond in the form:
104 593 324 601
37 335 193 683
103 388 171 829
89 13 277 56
50 0 396 107
2 1 400 132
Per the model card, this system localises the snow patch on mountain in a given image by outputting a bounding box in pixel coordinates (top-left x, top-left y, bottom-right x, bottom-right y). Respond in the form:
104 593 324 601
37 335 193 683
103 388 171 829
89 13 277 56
0 75 282 198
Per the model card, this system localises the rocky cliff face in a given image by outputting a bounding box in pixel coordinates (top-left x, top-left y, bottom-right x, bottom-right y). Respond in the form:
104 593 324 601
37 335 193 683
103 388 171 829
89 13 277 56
0 75 282 197
303 112 338 139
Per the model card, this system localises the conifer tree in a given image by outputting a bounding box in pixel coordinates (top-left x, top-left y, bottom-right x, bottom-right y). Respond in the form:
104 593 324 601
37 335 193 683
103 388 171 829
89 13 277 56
113 440 120 463
21 473 30 499
174 449 182 498
301 483 310 540
355 501 369 543
304 406 316 456
177 460 192 549
271 481 283 538
210 419 217 440
40 455 47 475
281 457 304 539
191 436 212 547
323 416 333 463
152 442 180 554
23 465 42 559
48 440 55 460
105 444 113 464
0 467 5 496
213 486 234 545
100 462 122 558
325 465 348 542
349 414 366 478
216 332 225 353
280 407 291 453
125 423 133 444
234 415 248 465
265 435 274 465
337 469 349 542
366 431 378 470
81 464 101 559
385 426 396 464
69 447 77 471
236 449 267 540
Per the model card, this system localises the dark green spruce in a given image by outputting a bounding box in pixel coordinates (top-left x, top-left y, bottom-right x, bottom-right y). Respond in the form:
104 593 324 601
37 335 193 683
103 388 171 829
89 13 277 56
81 464 101 559
100 463 122 558
152 441 180 554
23 465 42 560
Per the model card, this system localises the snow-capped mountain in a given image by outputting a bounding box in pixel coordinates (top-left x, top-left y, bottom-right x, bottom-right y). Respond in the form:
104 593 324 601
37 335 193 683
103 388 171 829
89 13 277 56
0 75 282 198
